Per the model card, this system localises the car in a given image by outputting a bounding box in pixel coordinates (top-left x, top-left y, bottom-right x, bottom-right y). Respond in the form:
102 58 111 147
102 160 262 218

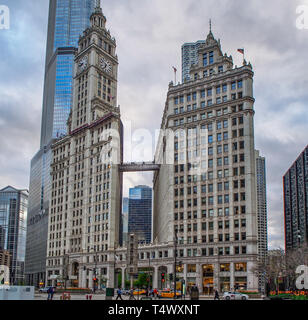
223 291 249 300
133 289 146 296
39 286 55 293
158 289 182 299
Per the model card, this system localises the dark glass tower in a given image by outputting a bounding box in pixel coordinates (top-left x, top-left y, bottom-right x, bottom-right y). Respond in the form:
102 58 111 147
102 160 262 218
25 0 95 287
284 145 308 250
0 186 28 285
128 186 152 244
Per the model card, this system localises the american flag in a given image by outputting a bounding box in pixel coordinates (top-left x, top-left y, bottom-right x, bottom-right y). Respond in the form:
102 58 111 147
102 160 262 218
172 66 177 73
237 48 244 55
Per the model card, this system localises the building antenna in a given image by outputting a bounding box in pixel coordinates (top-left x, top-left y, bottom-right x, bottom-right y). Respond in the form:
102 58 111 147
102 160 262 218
96 0 101 8
209 19 212 33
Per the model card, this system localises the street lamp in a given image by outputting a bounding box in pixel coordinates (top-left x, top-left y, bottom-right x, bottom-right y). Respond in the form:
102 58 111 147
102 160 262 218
173 232 178 300
90 247 98 293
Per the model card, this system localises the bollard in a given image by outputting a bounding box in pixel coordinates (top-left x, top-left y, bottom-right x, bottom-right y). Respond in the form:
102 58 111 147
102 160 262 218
86 295 88 300
89 295 93 300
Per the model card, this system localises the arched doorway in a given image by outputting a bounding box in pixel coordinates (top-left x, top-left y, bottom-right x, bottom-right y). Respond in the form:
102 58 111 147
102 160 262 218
71 262 79 288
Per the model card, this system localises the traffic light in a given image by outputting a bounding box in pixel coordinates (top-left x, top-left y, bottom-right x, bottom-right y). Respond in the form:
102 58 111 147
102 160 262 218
161 273 165 283
169 273 173 281
93 277 98 283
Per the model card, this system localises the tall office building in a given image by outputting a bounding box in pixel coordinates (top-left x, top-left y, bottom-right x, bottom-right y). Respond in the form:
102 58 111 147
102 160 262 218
128 186 152 244
154 30 259 293
182 40 206 83
0 186 28 285
255 150 268 292
25 0 95 287
122 197 129 245
284 145 308 250
45 2 123 289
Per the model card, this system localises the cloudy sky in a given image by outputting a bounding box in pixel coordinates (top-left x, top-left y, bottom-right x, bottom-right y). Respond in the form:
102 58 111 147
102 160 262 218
0 0 307 249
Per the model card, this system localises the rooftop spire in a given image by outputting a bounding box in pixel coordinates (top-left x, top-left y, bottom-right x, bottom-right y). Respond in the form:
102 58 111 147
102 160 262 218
209 19 212 33
94 0 103 14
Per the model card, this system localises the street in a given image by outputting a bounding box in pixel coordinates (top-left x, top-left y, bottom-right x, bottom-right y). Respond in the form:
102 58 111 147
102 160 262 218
34 293 263 301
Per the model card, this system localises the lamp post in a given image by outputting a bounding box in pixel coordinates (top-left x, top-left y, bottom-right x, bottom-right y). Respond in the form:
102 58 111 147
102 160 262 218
90 247 98 293
173 232 178 300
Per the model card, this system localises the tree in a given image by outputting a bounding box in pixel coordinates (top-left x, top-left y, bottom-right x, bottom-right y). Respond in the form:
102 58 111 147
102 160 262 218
252 248 286 294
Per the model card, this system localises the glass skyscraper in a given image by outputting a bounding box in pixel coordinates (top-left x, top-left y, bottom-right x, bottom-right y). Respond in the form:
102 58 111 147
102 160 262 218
284 145 308 250
0 186 28 285
128 186 152 244
122 197 129 245
25 0 95 287
181 40 206 83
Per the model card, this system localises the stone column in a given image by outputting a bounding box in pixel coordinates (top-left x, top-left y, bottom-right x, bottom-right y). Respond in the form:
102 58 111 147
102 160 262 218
153 266 159 289
214 262 220 292
230 263 235 291
121 268 125 289
183 263 187 285
78 267 83 288
107 264 115 288
89 270 93 290
196 263 202 293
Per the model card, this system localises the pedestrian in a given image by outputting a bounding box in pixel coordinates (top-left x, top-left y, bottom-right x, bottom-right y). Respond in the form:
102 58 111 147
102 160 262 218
129 288 136 300
116 287 123 300
153 288 158 299
47 287 52 301
214 289 220 300
47 287 55 301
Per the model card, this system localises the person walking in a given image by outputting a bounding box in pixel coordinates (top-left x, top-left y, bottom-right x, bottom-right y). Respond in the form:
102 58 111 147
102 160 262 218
153 288 158 299
47 287 55 301
116 287 123 300
214 289 220 300
129 288 136 300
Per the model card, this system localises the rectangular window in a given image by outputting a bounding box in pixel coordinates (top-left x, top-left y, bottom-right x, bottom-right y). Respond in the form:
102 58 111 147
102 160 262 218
203 53 208 66
209 51 214 64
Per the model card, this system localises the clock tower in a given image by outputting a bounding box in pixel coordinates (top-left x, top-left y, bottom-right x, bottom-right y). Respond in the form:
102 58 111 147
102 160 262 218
72 0 119 131
47 1 123 289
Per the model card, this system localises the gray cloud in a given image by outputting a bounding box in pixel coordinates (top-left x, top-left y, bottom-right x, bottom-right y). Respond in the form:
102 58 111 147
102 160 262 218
0 0 307 249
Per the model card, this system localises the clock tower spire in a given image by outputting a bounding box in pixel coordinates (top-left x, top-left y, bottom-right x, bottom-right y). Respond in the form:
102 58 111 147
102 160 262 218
71 1 119 132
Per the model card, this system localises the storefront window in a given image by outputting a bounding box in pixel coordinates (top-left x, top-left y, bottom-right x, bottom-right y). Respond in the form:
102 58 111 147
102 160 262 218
235 262 247 272
187 264 196 273
220 277 230 292
235 277 247 290
176 264 184 273
220 263 230 272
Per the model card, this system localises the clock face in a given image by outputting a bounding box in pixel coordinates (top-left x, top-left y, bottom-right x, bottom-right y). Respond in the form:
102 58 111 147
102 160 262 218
78 56 88 72
100 57 112 74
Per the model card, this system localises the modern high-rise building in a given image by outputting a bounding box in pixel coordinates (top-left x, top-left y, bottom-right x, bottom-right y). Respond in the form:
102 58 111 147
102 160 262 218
0 186 28 285
45 2 123 289
284 145 308 250
255 150 268 292
154 30 259 293
25 0 95 287
122 197 129 245
182 40 206 83
128 186 152 244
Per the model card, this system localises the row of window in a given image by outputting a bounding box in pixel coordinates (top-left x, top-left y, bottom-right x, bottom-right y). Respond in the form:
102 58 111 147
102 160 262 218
174 167 246 184
173 80 243 105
